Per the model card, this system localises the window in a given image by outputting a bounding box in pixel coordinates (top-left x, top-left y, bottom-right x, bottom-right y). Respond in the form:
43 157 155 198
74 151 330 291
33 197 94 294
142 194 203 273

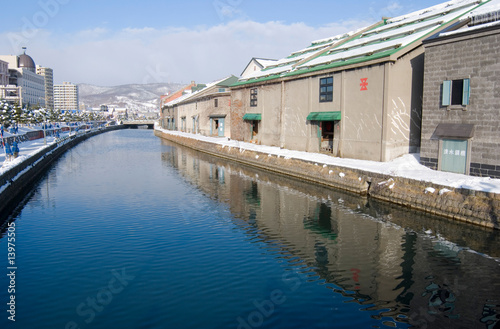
214 98 218 107
442 78 470 106
319 77 333 102
250 88 258 107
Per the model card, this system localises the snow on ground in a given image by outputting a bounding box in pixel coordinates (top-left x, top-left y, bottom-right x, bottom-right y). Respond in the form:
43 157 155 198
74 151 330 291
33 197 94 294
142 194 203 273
3 126 498 195
0 133 71 176
156 126 500 194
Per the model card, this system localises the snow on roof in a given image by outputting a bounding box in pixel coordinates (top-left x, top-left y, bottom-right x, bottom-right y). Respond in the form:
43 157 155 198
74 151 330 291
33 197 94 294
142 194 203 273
238 0 484 83
254 58 278 67
385 0 481 25
300 0 479 69
165 90 194 106
435 0 500 38
468 0 500 25
240 31 361 81
297 31 359 54
165 76 233 106
302 31 426 68
310 32 353 46
439 19 500 37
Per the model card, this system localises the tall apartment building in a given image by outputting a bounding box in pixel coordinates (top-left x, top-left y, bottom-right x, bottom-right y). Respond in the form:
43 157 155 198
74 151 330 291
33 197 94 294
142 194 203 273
54 82 79 111
36 66 54 110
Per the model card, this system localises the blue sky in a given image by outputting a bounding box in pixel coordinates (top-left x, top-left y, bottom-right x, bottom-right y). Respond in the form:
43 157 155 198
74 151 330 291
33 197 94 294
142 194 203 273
0 0 448 86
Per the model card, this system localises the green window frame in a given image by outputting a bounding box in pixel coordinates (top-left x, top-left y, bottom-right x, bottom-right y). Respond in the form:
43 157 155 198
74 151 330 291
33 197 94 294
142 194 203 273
442 78 470 106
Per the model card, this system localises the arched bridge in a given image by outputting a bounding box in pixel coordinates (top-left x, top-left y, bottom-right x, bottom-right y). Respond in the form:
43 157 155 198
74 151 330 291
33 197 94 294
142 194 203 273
122 120 156 129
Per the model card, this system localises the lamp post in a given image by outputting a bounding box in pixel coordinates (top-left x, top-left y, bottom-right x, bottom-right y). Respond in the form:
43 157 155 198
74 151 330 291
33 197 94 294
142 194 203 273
37 98 47 145
42 109 46 145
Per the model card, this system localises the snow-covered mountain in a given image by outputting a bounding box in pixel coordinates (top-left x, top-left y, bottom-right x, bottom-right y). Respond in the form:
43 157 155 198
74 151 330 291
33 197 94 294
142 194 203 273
78 83 183 111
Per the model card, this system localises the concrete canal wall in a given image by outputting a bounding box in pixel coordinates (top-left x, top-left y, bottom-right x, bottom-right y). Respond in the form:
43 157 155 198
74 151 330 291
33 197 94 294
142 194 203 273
155 129 500 230
0 126 122 217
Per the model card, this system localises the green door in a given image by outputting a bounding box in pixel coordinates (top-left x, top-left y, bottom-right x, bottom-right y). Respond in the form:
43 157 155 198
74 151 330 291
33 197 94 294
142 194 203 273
441 139 467 174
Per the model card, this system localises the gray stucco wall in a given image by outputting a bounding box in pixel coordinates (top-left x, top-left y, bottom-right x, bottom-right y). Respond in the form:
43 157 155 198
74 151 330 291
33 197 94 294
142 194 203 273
421 27 500 178
231 47 424 163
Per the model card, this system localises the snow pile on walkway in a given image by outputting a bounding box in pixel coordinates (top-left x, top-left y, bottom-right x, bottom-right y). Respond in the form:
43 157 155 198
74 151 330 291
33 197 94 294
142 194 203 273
157 126 500 194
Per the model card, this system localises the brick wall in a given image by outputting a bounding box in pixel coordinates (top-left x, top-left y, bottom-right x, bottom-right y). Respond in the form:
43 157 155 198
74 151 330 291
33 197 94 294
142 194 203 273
421 27 500 178
230 89 250 141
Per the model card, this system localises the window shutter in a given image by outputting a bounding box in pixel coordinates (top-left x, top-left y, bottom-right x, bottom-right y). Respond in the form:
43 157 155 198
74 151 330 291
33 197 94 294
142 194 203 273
442 80 451 106
462 78 470 105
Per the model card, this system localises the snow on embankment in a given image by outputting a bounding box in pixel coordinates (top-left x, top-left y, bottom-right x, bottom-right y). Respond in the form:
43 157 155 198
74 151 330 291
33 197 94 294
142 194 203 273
155 126 500 229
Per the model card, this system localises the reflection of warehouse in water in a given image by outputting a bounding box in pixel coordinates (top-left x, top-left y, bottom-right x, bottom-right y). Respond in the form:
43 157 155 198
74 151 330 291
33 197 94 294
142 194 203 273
160 139 500 327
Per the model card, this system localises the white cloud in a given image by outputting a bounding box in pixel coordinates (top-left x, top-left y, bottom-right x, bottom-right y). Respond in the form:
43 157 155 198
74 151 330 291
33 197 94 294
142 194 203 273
122 27 156 35
76 27 109 39
0 19 372 86
386 1 403 13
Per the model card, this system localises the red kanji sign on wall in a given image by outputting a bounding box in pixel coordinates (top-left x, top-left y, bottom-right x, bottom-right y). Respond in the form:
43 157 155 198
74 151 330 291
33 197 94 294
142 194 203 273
360 78 368 91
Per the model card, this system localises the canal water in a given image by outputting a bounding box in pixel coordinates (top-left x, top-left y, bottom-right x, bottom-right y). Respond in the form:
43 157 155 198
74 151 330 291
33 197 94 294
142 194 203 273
0 129 499 329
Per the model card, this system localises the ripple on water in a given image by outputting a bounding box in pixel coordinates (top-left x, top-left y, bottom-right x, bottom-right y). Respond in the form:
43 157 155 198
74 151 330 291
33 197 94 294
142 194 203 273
1 130 499 329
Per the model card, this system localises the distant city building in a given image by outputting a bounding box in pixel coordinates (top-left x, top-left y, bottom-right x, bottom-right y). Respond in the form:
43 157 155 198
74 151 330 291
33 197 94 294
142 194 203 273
36 66 54 110
0 50 45 107
54 81 79 111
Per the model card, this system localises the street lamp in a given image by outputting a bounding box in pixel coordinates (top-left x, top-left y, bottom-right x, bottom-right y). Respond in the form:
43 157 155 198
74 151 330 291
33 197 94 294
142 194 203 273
42 109 46 145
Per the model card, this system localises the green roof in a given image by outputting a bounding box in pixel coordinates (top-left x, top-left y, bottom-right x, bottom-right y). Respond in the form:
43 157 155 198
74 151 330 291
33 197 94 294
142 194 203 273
242 113 262 121
231 48 398 87
306 111 341 121
218 75 239 87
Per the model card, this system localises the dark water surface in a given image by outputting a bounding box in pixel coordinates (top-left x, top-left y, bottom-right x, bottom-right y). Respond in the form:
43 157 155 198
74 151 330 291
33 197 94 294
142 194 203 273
0 129 499 329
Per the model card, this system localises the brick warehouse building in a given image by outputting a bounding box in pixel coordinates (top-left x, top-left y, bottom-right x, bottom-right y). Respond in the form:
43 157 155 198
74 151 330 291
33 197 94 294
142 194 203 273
420 0 500 178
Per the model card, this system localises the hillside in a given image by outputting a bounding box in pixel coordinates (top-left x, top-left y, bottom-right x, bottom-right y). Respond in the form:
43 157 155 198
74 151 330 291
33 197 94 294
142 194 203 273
78 83 183 111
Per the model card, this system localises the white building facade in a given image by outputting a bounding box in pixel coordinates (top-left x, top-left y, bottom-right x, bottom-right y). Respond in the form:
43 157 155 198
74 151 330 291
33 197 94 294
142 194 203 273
0 52 46 107
17 69 45 106
54 82 79 111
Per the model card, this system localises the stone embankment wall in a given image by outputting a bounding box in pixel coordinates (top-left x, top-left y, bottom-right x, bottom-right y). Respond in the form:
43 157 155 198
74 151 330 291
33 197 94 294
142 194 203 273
155 129 500 230
0 126 121 217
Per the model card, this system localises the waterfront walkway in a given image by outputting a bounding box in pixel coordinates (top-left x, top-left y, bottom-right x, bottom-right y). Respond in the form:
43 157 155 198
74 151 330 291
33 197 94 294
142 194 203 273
0 132 73 176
